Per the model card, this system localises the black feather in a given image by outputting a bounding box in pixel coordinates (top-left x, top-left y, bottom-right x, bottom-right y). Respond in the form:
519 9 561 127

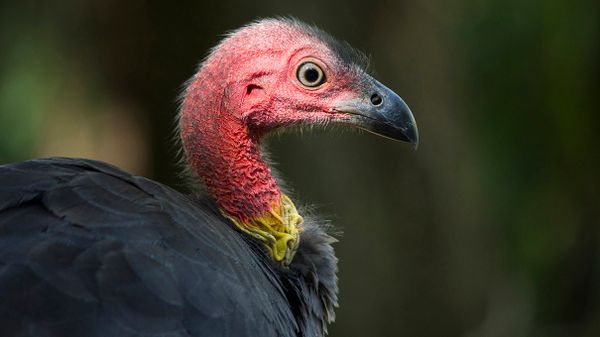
0 158 337 337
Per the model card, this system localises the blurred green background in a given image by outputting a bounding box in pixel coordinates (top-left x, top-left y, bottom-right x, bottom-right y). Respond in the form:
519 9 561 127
1 1 599 336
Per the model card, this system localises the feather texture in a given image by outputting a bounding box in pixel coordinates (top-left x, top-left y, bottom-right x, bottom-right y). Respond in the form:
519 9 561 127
0 158 337 337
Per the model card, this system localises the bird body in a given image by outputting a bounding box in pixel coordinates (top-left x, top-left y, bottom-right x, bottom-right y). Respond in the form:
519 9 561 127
0 18 417 336
0 158 336 337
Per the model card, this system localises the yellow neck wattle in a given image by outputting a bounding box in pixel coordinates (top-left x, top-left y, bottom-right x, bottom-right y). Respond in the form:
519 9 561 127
222 194 303 266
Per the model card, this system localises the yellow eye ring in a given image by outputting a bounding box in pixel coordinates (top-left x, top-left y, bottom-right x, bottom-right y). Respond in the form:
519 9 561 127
296 62 326 88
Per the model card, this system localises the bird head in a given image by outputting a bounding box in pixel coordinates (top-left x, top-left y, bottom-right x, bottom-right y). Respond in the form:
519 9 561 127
186 18 418 143
180 18 417 265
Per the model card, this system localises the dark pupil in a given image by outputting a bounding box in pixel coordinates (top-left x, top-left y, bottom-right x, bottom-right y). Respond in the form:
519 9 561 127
304 67 319 83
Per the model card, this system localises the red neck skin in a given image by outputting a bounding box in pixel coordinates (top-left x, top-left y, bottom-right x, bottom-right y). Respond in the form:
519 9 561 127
180 61 281 223
179 21 352 222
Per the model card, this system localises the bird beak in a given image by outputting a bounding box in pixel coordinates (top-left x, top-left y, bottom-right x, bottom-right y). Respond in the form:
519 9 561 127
333 79 419 147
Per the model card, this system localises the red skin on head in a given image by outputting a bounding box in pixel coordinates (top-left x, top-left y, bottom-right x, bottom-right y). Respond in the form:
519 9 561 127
180 20 362 221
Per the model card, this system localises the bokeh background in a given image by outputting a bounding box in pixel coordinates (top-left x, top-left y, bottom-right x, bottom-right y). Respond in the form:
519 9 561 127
1 1 599 336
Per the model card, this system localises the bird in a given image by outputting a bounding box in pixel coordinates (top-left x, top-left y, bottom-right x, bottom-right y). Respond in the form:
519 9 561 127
0 18 417 337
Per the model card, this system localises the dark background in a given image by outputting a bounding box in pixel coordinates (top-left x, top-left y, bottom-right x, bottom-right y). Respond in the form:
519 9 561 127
1 1 599 336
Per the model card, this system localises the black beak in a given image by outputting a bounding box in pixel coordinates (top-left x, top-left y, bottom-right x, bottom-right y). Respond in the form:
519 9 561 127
333 79 419 147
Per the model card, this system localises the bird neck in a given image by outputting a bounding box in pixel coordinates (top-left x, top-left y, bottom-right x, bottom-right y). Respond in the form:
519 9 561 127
180 74 302 265
191 116 279 220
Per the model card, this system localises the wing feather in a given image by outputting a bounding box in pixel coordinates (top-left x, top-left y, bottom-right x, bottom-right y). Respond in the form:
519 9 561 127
0 158 296 337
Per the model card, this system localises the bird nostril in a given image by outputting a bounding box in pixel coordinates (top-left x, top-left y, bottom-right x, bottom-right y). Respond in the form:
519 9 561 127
370 93 383 106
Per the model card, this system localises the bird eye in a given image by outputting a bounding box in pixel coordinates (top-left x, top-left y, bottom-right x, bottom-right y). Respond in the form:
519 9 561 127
296 62 325 88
